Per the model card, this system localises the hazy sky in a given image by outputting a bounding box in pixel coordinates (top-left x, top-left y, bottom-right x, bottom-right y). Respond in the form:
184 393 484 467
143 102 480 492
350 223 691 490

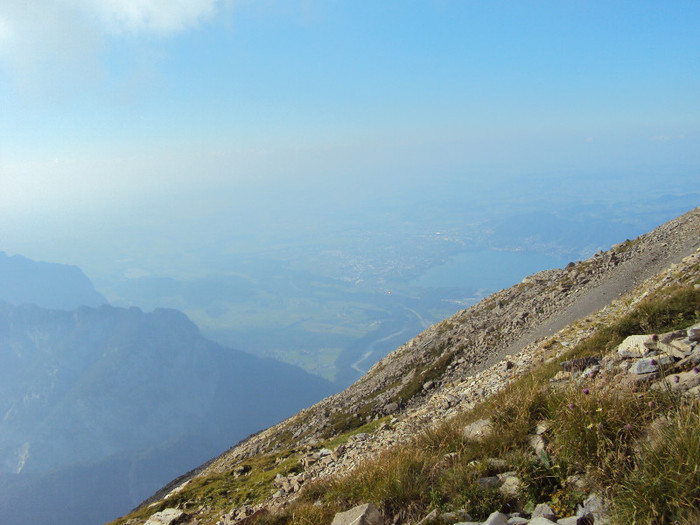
1 1 698 270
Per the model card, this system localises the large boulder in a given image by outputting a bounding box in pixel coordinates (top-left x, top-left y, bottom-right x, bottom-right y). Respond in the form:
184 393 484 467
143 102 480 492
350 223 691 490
331 503 383 525
617 335 656 358
144 508 184 525
482 511 508 525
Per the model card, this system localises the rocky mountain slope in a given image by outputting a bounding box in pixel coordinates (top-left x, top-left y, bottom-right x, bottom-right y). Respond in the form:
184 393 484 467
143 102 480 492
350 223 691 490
112 206 700 525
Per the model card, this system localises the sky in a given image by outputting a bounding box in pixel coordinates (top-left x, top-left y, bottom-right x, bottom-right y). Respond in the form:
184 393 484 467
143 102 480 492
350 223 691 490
0 0 699 275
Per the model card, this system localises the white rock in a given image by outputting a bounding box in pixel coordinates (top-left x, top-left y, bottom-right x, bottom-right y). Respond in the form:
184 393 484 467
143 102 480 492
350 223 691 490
531 502 557 521
527 518 558 525
462 418 492 440
331 503 383 525
483 511 509 525
617 335 656 358
144 508 184 525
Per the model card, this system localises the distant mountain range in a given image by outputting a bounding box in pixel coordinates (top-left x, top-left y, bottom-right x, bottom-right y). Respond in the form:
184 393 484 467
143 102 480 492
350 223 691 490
0 251 107 309
0 255 334 525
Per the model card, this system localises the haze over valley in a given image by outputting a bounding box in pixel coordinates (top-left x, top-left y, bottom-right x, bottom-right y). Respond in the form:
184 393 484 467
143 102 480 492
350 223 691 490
6 173 698 384
0 2 698 524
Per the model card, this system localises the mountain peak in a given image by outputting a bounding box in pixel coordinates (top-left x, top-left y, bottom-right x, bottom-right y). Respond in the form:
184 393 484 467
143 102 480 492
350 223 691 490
0 251 107 310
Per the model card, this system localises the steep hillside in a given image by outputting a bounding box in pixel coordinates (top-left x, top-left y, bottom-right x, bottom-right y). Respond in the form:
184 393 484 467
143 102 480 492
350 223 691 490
0 304 334 525
112 206 700 525
0 251 107 309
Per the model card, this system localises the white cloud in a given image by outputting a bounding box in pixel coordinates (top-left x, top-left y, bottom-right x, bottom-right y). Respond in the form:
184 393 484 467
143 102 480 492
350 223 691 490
0 2 101 93
75 0 224 35
0 0 228 95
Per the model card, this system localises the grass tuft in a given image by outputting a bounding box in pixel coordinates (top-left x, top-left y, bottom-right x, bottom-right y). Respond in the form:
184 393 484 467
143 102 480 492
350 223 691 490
610 399 700 524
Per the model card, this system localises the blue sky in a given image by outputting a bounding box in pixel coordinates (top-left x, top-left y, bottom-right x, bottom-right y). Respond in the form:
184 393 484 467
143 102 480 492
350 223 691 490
0 0 698 269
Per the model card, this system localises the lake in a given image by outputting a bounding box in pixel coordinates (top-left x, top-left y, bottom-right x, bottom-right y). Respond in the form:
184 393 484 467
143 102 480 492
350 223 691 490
414 249 571 292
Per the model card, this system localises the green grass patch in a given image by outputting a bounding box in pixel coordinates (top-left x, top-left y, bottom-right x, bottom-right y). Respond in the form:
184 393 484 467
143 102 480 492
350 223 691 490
610 398 700 524
323 416 392 450
391 348 455 406
109 453 303 525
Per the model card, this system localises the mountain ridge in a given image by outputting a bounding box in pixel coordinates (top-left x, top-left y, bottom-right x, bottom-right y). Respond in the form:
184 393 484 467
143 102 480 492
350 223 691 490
0 251 107 310
0 301 335 525
111 205 700 524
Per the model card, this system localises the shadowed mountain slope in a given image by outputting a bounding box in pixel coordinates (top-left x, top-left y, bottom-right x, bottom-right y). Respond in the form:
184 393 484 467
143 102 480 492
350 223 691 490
0 303 334 525
0 251 107 309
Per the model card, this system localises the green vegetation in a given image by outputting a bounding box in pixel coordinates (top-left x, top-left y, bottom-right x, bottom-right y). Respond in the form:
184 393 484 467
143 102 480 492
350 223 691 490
612 238 641 254
110 452 303 524
109 416 392 525
610 400 700 523
323 417 392 448
391 347 456 406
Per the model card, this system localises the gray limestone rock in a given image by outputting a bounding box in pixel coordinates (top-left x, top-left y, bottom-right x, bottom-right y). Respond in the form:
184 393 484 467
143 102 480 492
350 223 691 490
439 510 472 523
485 458 509 470
629 355 673 375
528 518 558 525
657 330 691 358
383 402 399 414
653 369 700 392
532 503 557 521
576 494 607 524
498 475 521 497
617 335 656 358
462 419 492 440
659 340 692 359
477 475 503 490
528 434 546 455
144 508 184 525
688 324 700 342
535 422 550 435
331 503 384 525
483 511 509 525
659 329 687 343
